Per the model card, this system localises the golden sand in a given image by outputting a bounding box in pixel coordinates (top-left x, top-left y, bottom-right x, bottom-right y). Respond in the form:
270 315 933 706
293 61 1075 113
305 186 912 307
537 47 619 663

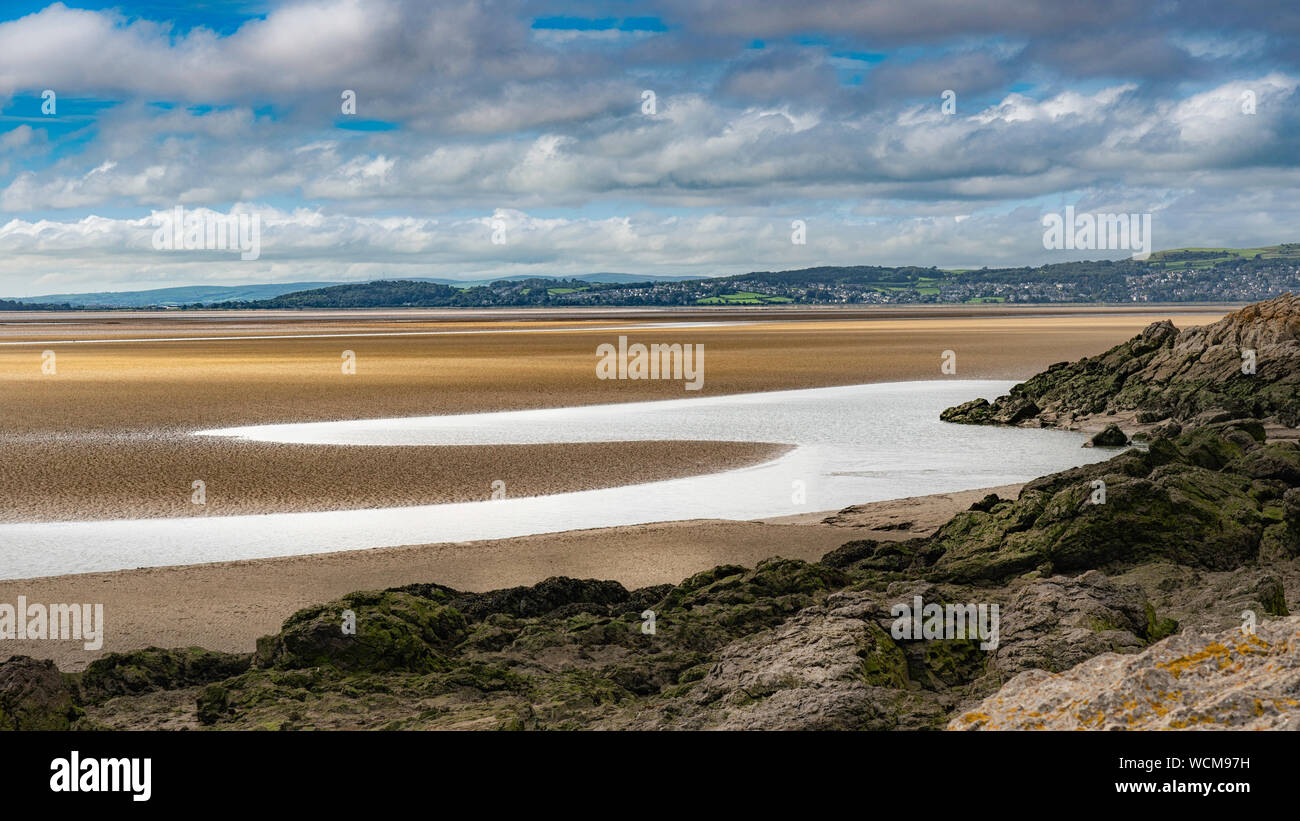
0 309 1220 520
0 306 1231 668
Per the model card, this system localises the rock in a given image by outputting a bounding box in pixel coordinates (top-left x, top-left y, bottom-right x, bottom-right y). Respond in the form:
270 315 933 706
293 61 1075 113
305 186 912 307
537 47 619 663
1113 562 1297 638
657 557 846 611
940 294 1300 431
625 592 942 730
1090 424 1128 447
255 590 467 673
990 571 1161 677
969 493 1002 513
950 616 1300 730
895 422 1292 583
940 397 991 424
994 396 1041 425
196 684 231 725
392 576 635 621
820 537 932 572
0 656 82 730
79 646 251 703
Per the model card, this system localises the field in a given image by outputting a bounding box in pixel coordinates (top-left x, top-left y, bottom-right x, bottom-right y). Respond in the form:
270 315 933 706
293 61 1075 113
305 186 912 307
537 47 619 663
1144 243 1300 268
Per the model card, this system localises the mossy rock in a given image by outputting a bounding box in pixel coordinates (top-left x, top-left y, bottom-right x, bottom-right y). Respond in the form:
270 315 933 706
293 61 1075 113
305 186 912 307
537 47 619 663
1254 578 1289 618
256 590 467 673
1090 424 1128 447
917 638 986 688
457 614 524 653
859 622 909 688
918 425 1279 583
1142 603 1180 642
196 684 232 726
425 662 530 695
940 397 993 425
1228 442 1300 484
79 646 251 703
679 558 844 606
0 656 83 731
402 577 632 622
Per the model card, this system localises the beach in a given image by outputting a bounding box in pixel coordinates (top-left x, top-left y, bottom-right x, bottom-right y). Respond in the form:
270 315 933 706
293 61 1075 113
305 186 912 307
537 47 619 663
0 305 1229 668
0 307 1224 520
0 484 1022 670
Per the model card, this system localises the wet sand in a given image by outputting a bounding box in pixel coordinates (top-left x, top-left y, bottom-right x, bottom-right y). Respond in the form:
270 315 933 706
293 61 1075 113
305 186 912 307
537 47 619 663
0 309 1221 520
0 484 1021 670
0 306 1230 669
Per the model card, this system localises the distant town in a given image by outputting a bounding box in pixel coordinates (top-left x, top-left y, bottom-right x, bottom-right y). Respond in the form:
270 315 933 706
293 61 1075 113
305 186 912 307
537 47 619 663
5 245 1299 310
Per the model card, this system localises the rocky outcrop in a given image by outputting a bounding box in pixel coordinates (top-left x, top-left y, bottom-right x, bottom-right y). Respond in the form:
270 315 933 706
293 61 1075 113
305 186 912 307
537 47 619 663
990 571 1167 678
0 656 82 730
79 646 250 702
1089 424 1128 447
392 576 670 622
617 592 929 731
254 590 467 673
827 422 1300 584
942 293 1300 433
951 616 1300 730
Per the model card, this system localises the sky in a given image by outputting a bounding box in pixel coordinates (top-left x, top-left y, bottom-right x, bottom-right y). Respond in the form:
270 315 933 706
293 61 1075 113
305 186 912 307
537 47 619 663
0 0 1298 296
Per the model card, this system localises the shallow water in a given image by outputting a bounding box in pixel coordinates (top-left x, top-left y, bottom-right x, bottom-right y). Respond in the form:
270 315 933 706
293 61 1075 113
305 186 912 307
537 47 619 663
0 380 1111 579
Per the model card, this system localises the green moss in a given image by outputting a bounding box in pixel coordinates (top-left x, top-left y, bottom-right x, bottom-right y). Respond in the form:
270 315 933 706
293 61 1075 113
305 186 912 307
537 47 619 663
1088 616 1126 632
1259 583 1289 618
196 684 231 726
858 622 910 688
79 646 250 703
1143 603 1180 642
0 658 84 731
256 590 467 673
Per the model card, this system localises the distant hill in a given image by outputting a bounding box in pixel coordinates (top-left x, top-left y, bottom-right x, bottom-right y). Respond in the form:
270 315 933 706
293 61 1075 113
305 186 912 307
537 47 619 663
10 282 344 308
1144 243 1300 269
6 244 1299 310
5 273 710 307
208 247 1300 309
0 298 77 311
411 272 708 288
235 280 470 309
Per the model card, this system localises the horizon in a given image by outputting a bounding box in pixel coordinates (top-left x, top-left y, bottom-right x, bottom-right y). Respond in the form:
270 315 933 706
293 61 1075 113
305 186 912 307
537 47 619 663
9 241 1297 303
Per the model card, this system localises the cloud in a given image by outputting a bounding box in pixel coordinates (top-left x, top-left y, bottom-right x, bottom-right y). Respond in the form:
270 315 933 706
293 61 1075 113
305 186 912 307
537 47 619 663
15 75 1298 211
0 0 1298 293
5 186 1300 296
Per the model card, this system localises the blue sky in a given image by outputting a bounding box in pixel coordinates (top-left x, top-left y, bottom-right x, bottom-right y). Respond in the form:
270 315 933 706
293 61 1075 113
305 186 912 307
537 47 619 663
1 0 1298 296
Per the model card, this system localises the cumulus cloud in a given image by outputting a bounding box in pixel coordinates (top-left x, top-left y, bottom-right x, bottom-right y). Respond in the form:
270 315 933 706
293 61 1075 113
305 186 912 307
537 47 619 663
4 187 1299 297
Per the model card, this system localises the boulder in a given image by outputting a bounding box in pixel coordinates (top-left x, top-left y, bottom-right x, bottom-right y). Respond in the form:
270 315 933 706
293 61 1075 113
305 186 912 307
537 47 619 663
950 616 1300 730
0 656 81 731
1090 424 1128 447
255 590 467 673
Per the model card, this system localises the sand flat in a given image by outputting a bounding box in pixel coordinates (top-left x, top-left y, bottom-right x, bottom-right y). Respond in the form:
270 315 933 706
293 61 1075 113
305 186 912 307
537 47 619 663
0 484 1021 670
0 306 1233 668
0 309 1221 521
